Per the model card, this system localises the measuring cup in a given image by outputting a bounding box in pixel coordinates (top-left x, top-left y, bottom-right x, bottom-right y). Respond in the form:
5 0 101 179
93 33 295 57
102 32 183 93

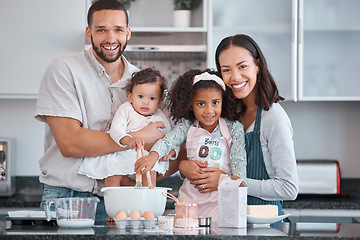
174 202 199 228
44 197 99 228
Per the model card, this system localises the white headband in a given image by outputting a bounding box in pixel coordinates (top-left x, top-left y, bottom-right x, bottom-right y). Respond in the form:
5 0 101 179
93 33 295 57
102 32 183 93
193 72 226 91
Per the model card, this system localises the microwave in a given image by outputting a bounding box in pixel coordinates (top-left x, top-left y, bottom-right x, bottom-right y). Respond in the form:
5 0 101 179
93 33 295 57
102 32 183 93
0 138 15 196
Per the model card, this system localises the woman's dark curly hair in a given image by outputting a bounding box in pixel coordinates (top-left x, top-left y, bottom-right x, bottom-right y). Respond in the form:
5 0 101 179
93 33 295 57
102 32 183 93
169 69 238 124
215 34 284 113
126 68 167 99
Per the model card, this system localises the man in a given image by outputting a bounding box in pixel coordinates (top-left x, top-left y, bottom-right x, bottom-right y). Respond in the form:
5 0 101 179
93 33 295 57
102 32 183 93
35 0 174 221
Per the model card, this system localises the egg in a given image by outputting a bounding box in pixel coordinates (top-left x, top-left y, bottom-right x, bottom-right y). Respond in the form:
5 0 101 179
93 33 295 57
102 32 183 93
142 211 155 220
115 210 127 220
129 210 141 220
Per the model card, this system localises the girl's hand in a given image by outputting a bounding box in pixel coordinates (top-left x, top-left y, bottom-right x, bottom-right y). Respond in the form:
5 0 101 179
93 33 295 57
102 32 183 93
178 160 208 181
134 151 159 174
159 149 176 162
191 167 226 193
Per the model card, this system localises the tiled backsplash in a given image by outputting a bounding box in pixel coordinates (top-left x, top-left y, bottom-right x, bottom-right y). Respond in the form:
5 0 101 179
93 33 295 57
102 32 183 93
125 52 207 86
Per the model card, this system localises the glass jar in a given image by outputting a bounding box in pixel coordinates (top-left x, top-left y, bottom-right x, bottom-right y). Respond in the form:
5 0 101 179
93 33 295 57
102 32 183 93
174 202 199 228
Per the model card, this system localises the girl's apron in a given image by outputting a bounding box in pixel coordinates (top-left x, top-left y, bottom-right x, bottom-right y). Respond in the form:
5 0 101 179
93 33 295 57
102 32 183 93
246 106 285 229
179 117 232 222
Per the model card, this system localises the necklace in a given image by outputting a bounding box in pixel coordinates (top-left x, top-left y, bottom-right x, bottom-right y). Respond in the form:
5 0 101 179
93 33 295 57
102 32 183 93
240 110 256 131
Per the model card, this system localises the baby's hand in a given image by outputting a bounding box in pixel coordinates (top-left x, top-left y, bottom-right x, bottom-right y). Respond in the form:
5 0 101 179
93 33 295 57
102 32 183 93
159 149 176 162
135 151 159 174
134 138 145 151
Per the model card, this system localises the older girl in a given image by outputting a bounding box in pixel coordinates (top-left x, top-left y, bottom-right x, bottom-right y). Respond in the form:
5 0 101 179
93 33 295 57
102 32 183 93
135 69 246 223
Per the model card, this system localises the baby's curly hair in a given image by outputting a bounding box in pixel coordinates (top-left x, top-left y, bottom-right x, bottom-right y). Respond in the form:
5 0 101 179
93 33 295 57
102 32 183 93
125 68 167 98
169 69 237 124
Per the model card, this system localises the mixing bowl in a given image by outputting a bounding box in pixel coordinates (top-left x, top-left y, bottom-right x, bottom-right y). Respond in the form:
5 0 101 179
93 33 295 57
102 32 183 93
101 187 171 219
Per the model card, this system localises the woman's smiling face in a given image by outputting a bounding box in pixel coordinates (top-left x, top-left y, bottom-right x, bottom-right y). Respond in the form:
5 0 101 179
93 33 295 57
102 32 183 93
218 45 259 100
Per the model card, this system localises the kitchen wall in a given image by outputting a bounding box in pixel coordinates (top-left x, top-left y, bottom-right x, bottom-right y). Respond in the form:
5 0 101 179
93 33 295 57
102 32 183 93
0 98 360 178
0 0 359 179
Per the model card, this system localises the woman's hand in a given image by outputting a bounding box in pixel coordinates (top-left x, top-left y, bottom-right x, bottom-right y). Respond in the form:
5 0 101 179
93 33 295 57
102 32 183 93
191 167 226 193
178 160 208 181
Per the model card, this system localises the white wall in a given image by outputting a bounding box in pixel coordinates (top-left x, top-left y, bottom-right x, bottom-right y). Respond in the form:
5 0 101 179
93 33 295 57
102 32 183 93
282 101 360 178
0 99 359 178
0 99 43 176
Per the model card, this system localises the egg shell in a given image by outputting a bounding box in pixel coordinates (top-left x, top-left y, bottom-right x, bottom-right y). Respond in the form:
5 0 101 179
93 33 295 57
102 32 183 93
129 210 141 220
115 210 127 220
142 211 155 220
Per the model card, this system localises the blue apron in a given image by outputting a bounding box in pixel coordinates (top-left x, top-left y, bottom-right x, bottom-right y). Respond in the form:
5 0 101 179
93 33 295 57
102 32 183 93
245 106 285 230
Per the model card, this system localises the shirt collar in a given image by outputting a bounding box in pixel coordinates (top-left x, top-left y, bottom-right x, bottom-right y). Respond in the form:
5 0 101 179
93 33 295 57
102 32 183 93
85 46 131 86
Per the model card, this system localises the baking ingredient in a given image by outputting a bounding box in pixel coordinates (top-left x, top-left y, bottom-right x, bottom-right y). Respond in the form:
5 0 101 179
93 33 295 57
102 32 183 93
174 217 198 228
247 205 278 218
158 215 174 230
57 219 94 228
129 210 141 220
115 210 127 220
142 211 155 220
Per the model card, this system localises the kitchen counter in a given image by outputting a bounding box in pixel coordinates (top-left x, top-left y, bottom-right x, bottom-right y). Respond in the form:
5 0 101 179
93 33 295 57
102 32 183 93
0 218 360 239
0 177 360 239
2 177 360 210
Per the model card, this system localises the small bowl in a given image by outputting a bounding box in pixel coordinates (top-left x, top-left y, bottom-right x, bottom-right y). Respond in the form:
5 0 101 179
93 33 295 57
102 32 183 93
198 217 212 227
158 215 174 230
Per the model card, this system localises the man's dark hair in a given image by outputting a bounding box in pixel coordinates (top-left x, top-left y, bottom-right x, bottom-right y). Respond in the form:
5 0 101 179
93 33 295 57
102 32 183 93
87 0 129 26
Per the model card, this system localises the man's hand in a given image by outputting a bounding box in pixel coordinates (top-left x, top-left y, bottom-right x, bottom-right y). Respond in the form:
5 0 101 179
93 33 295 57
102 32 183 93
121 136 144 149
129 122 165 151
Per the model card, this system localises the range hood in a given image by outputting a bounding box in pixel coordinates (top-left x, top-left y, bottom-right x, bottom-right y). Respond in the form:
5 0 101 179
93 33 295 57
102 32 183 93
126 31 207 53
127 44 206 52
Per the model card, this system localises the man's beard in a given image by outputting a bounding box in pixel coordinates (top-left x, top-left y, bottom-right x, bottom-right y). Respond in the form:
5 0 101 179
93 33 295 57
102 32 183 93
91 36 127 63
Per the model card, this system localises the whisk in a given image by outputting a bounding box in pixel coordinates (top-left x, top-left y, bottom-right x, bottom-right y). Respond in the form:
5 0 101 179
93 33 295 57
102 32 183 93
162 192 180 204
134 147 143 189
135 146 154 189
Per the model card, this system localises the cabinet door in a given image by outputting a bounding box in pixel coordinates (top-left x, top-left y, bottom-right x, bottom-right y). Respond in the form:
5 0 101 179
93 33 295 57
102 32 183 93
208 0 297 101
0 0 86 98
299 0 360 100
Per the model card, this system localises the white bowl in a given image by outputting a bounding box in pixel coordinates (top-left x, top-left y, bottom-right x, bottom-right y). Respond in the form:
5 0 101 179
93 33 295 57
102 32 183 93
101 187 171 219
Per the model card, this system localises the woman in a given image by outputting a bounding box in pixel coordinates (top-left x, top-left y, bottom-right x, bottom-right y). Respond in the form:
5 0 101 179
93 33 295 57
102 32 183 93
179 34 298 226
